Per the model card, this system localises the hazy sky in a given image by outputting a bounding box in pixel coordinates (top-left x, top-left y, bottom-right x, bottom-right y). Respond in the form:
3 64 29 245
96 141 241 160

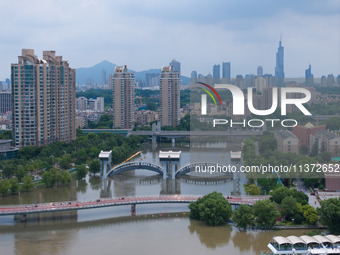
0 0 339 79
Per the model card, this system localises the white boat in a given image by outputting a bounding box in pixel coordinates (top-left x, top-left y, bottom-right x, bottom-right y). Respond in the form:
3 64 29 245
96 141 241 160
267 234 340 255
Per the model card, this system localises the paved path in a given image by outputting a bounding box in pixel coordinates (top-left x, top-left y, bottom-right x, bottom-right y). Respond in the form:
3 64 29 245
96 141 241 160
295 179 320 208
0 195 269 216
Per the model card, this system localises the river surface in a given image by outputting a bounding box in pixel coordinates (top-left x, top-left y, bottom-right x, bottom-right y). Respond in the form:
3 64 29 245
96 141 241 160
0 142 312 254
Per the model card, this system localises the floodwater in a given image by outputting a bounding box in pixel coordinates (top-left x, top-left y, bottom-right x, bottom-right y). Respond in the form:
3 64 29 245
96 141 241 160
0 142 311 254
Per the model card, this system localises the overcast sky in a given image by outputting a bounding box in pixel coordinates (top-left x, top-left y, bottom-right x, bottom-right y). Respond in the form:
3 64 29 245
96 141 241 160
0 0 339 80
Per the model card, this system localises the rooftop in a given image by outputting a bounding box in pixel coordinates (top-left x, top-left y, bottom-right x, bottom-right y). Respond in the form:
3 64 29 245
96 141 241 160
316 129 339 139
99 150 112 159
273 235 340 245
304 122 314 128
0 139 12 144
275 130 297 139
159 150 181 160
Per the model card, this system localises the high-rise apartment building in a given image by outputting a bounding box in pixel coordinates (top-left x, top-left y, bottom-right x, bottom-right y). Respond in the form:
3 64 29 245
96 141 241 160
112 65 135 129
160 66 180 127
0 92 11 113
107 73 113 90
222 62 231 81
11 49 76 148
327 74 335 87
76 97 88 111
275 40 284 86
88 97 104 112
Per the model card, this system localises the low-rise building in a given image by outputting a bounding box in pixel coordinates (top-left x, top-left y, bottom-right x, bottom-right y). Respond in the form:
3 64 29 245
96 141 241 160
0 140 19 161
292 122 326 147
274 130 299 153
310 129 340 156
135 110 159 126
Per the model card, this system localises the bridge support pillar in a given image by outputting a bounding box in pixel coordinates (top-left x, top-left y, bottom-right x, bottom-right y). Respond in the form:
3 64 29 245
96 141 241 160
171 163 176 180
172 138 175 147
152 135 156 145
131 204 136 216
163 161 169 179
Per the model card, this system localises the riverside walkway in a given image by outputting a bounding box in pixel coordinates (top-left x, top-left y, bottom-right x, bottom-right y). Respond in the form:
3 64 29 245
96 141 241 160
0 195 269 216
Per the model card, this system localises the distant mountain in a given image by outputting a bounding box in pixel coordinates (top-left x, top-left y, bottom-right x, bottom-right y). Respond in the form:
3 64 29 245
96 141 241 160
76 60 116 85
134 68 162 80
76 61 190 85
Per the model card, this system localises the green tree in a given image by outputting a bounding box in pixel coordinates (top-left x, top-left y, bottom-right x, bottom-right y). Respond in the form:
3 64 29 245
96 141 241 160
58 170 72 185
188 192 232 226
299 145 309 155
309 141 319 157
244 184 261 195
22 175 34 192
259 134 277 157
326 117 340 130
318 198 340 234
257 178 279 194
302 204 318 225
0 179 11 197
10 177 20 194
270 187 292 204
253 199 280 227
76 164 88 180
319 151 332 163
89 159 100 175
42 168 58 187
15 165 26 182
270 187 308 206
232 204 254 230
59 154 72 170
281 196 298 220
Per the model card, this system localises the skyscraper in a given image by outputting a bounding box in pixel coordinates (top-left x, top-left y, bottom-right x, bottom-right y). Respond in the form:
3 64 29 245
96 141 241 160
257 66 263 77
11 49 76 148
275 39 284 86
169 59 181 73
191 71 197 79
112 65 135 129
222 62 231 81
213 64 220 80
305 64 314 86
160 66 180 127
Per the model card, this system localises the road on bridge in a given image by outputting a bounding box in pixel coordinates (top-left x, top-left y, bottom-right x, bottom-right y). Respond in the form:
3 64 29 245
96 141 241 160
0 195 270 216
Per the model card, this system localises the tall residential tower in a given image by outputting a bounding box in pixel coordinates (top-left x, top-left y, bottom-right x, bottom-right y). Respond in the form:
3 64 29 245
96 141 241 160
11 49 76 148
112 65 135 129
160 66 180 127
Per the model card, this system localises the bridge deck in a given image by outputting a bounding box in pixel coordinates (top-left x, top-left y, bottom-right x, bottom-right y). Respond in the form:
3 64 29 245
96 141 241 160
0 195 269 216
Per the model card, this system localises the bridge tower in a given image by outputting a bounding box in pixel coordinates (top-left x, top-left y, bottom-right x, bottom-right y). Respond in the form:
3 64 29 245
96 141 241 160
159 150 181 180
99 150 112 178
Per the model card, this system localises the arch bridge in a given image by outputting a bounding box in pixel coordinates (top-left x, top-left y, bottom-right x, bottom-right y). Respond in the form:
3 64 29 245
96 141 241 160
106 162 164 178
176 162 235 177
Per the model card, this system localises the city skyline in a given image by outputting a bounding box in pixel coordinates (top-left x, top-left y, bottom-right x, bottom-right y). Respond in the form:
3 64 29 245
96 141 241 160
0 0 339 80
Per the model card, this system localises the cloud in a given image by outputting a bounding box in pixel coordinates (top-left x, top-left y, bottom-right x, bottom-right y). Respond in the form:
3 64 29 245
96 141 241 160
0 0 338 79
